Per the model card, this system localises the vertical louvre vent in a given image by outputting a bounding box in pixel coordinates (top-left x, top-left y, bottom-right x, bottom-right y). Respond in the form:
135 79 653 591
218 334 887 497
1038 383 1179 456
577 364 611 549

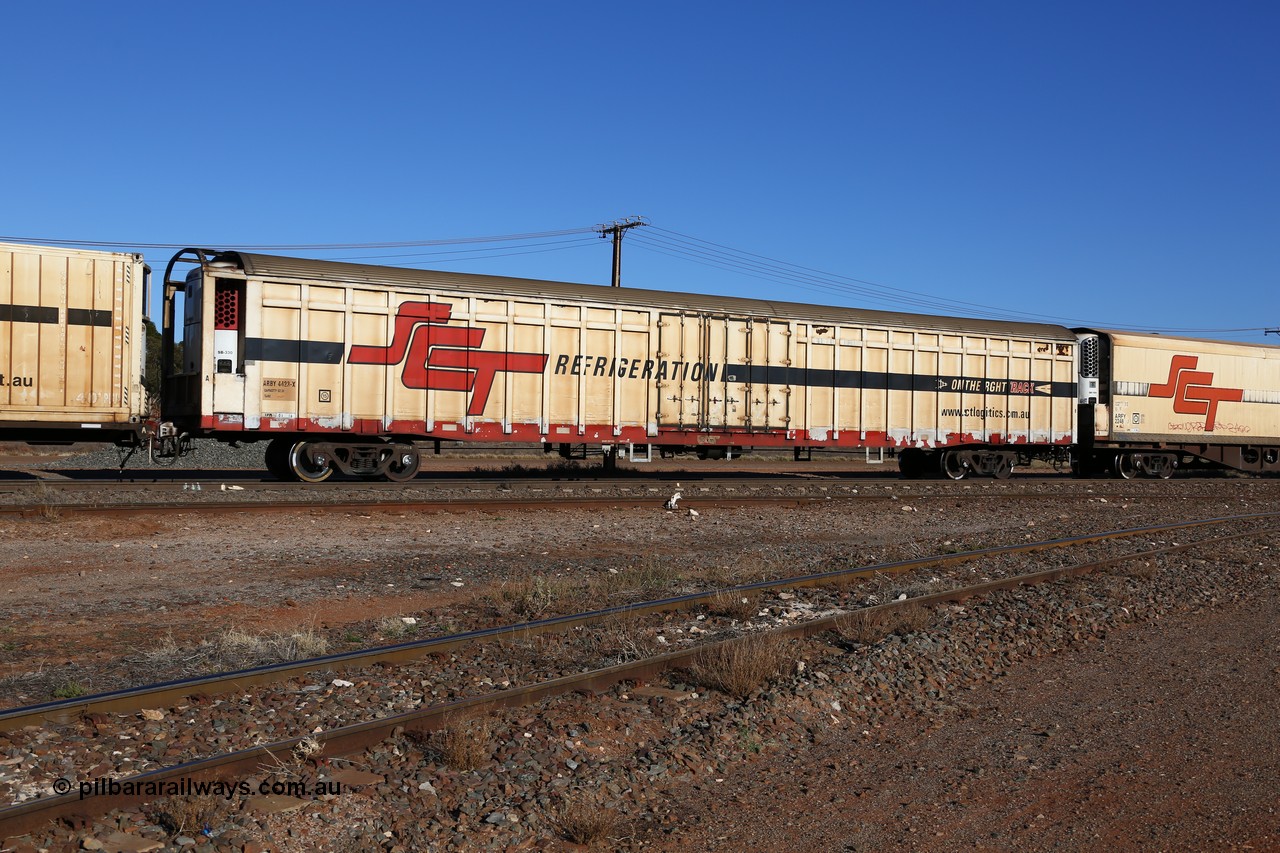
1080 335 1099 378
214 286 240 330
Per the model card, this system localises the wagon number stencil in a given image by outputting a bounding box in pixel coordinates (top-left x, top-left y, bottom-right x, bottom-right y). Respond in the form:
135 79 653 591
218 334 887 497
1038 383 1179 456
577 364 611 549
348 301 548 416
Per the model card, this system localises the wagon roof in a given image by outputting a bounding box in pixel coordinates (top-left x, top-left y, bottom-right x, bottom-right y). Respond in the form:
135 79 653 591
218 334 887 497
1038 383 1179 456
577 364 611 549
203 249 1075 341
1078 328 1280 352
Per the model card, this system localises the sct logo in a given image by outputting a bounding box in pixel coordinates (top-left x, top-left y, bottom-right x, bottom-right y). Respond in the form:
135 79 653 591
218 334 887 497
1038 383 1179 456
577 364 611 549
1148 355 1243 431
349 302 548 416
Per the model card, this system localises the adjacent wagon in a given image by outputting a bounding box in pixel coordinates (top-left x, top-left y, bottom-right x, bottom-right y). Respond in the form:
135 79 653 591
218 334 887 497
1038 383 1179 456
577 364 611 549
0 242 149 446
1075 329 1280 476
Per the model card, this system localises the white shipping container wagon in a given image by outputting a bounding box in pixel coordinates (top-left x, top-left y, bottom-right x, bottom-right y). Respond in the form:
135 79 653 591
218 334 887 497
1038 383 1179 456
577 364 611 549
162 249 1078 481
0 242 149 444
1077 329 1280 475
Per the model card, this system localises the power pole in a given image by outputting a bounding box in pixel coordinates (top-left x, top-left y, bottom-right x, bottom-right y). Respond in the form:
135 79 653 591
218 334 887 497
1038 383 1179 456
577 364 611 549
596 216 648 286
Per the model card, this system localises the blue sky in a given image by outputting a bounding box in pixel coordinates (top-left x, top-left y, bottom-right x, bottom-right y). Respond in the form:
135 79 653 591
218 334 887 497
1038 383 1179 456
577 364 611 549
1 2 1276 341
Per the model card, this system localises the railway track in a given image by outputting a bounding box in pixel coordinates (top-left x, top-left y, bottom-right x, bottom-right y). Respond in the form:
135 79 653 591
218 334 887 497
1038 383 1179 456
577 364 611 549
1 510 1275 838
1 479 1272 518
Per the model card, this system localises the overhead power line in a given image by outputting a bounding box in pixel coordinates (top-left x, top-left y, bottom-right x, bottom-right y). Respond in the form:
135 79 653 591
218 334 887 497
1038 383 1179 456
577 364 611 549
353 238 601 267
4 225 1270 338
630 227 1064 323
326 237 600 264
631 227 1273 336
0 228 598 251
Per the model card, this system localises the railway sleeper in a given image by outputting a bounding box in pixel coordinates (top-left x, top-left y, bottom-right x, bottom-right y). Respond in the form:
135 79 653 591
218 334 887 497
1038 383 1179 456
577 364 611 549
265 438 420 483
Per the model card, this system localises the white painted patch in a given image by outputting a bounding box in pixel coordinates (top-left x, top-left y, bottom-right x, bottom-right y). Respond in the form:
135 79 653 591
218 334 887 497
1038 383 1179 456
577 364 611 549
808 428 829 441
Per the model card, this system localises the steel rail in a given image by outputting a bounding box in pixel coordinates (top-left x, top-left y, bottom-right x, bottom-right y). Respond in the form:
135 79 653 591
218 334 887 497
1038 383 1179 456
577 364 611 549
1 519 1272 838
4 511 1274 734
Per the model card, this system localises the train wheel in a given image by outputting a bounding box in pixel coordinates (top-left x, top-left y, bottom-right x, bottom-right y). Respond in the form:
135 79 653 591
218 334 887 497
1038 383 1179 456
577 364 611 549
289 442 334 483
1152 453 1177 479
264 438 293 481
941 451 968 480
1112 453 1137 480
384 446 421 482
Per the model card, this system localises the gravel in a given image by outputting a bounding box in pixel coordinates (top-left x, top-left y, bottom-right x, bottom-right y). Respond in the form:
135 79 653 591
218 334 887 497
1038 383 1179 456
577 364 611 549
24 441 267 471
1 480 1278 852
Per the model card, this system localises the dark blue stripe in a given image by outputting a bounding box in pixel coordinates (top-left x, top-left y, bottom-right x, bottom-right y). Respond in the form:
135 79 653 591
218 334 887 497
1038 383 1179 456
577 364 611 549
245 338 344 364
67 308 113 327
0 303 59 324
723 364 1073 397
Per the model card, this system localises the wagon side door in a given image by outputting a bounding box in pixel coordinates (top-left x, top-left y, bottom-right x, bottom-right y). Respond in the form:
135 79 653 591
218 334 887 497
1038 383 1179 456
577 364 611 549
657 312 703 429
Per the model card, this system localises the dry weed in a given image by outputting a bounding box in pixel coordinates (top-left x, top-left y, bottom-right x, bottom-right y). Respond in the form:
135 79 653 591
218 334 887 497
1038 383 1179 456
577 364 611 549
291 735 323 763
835 603 933 645
209 626 329 669
706 589 761 621
145 633 181 661
893 603 933 634
376 616 419 640
699 563 737 588
428 714 493 771
584 611 659 662
627 555 683 594
589 557 684 600
833 608 892 644
732 552 784 583
495 575 587 620
687 634 790 699
30 482 62 522
591 568 630 600
551 797 621 845
862 571 905 598
893 580 941 599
